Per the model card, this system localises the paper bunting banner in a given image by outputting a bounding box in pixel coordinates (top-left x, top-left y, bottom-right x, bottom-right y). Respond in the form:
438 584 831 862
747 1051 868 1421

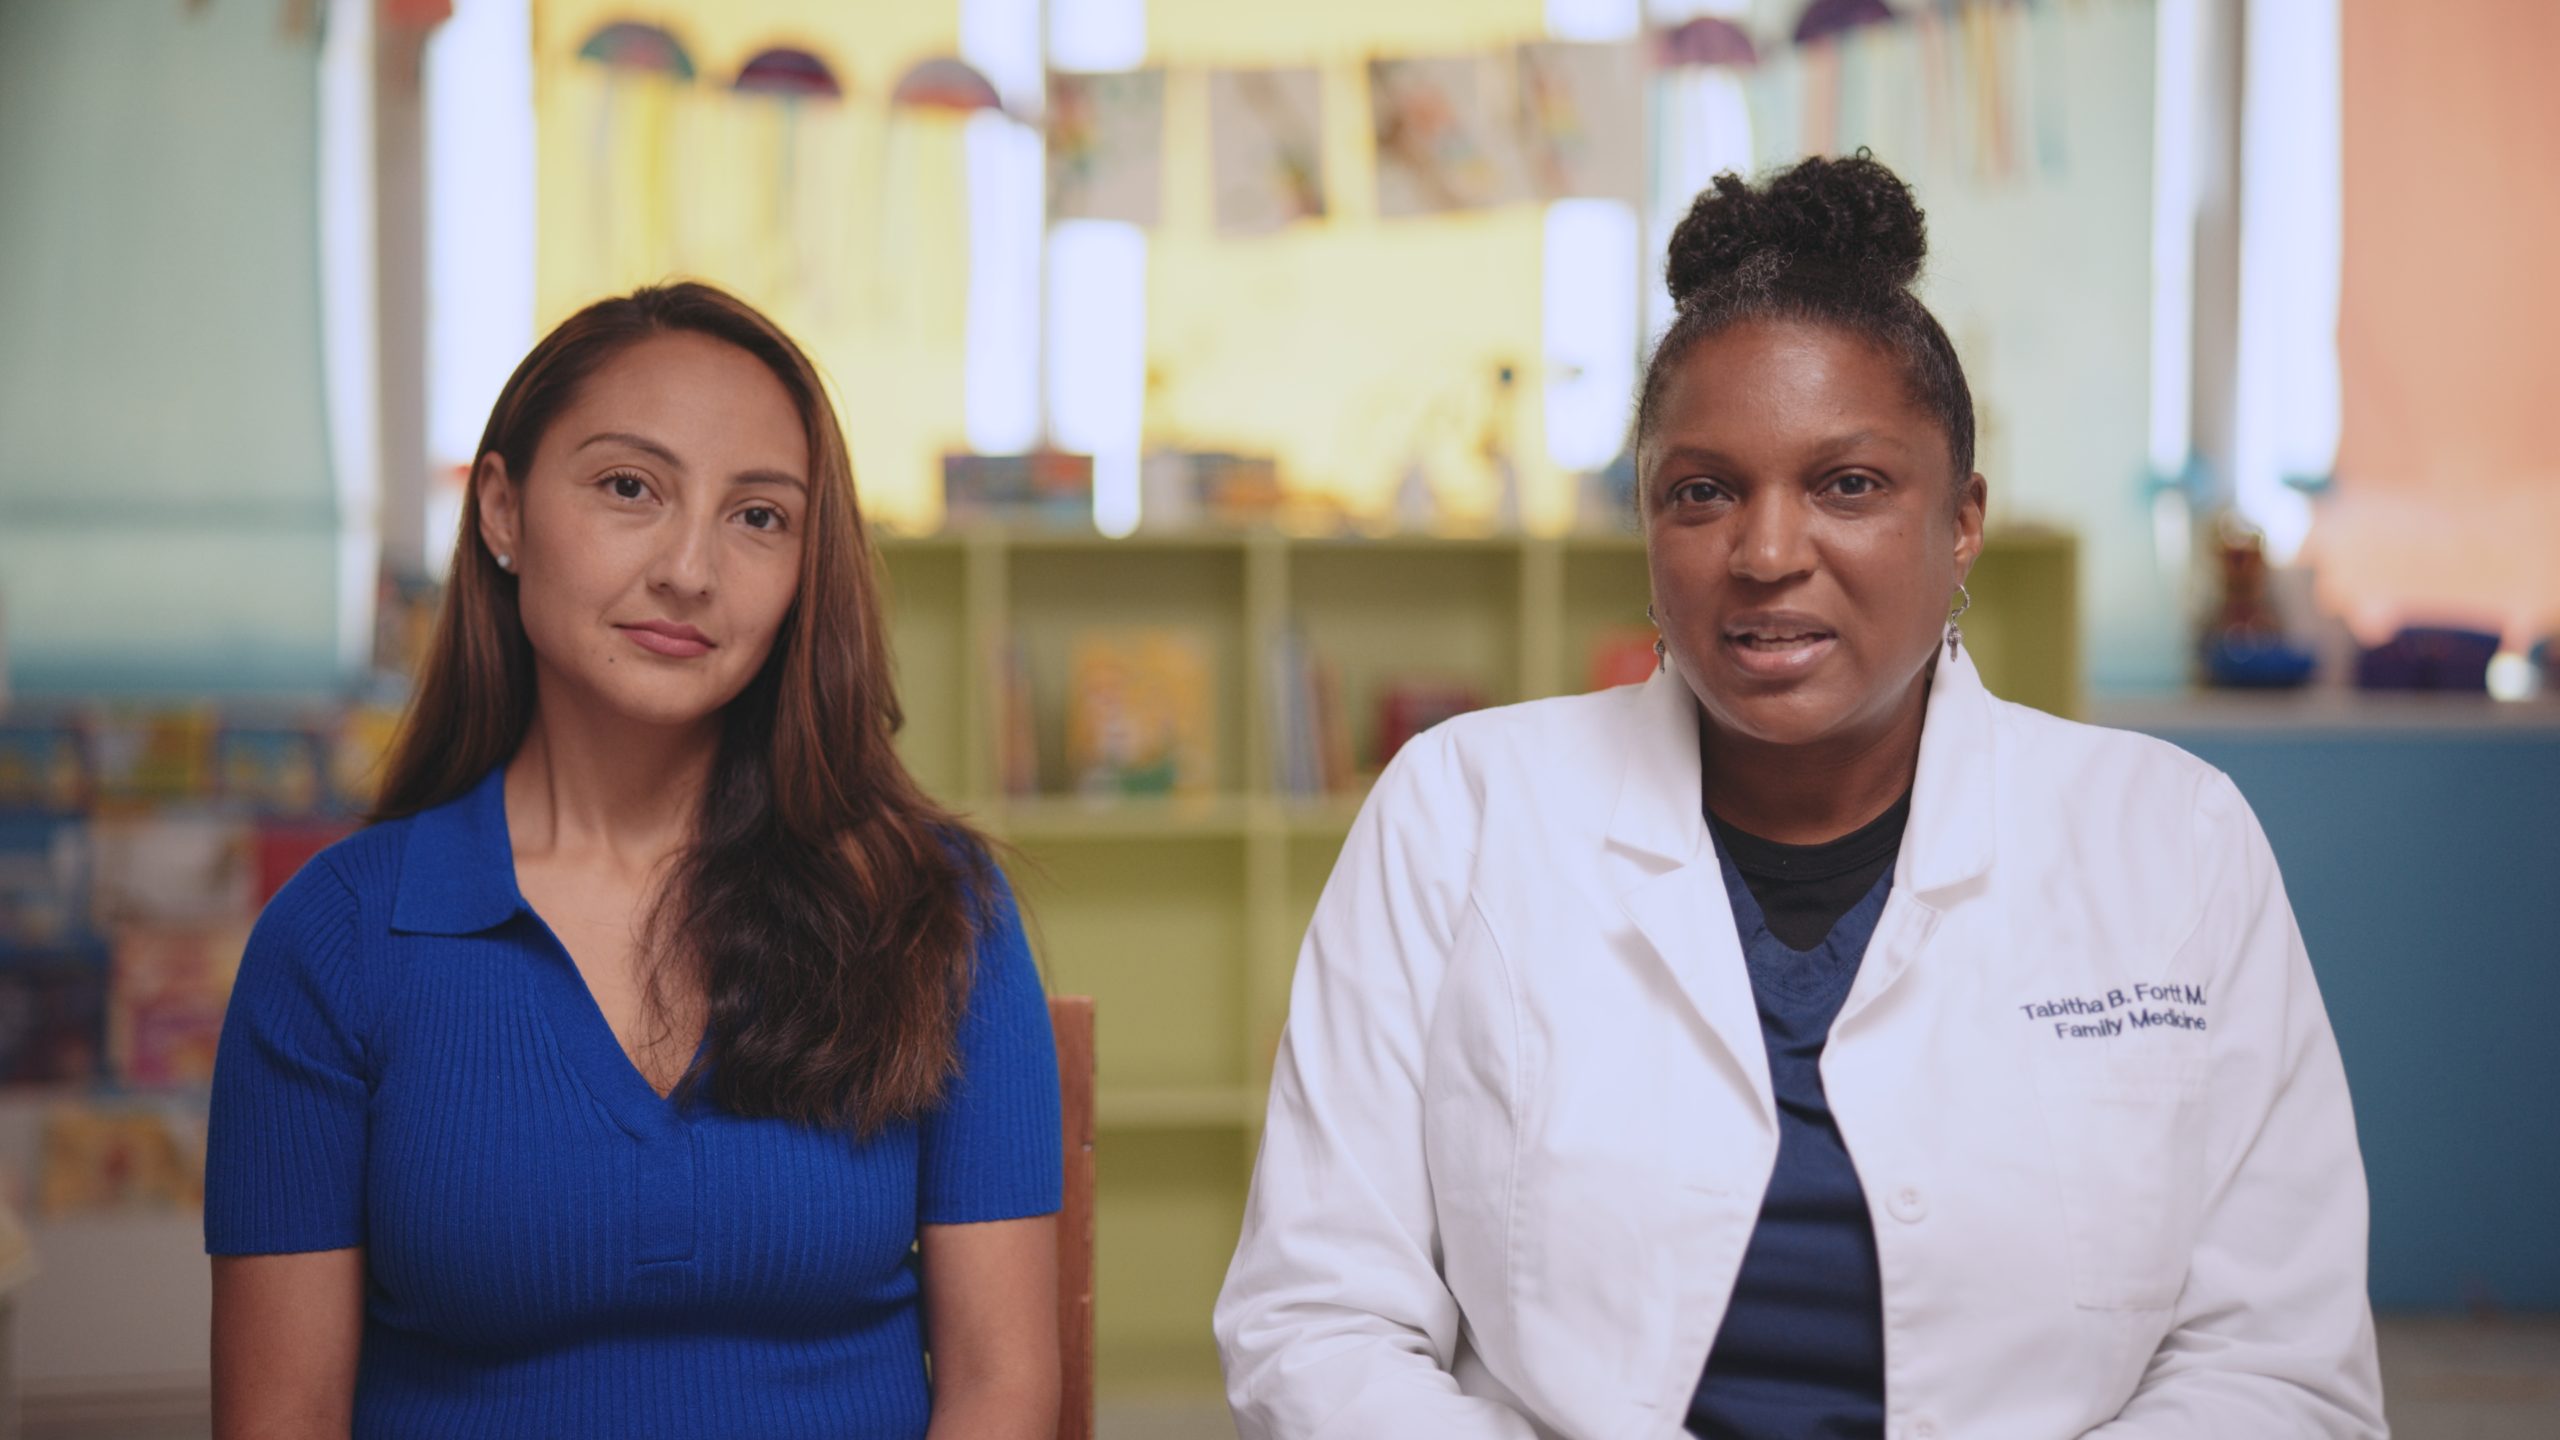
1048 71 1166 226
892 56 1005 115
1370 55 1530 218
1795 0 1898 47
576 20 694 79
733 47 842 101
1210 68 1327 235
1658 16 1761 69
1516 41 1644 201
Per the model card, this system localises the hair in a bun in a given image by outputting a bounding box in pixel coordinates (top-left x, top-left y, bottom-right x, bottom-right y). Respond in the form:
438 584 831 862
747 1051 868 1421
1636 150 1974 490
1663 153 1927 306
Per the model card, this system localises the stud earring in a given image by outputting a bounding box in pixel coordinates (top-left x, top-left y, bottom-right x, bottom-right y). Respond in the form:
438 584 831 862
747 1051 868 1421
1945 582 1972 658
1647 604 1667 671
496 552 513 572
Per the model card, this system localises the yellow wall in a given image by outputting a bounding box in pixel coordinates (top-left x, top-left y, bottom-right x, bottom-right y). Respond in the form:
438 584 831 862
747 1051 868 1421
534 0 1572 534
1145 0 1563 529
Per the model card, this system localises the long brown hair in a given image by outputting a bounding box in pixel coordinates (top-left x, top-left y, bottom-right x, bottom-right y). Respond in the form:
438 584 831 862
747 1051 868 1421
374 281 994 1135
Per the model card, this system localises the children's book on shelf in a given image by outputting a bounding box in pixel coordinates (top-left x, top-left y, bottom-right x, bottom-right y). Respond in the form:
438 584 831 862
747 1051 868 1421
217 725 331 815
1587 625 1660 691
330 705 404 810
109 924 247 1090
1266 630 1354 796
944 451 1096 530
0 722 89 811
254 820 355 907
993 637 1040 797
38 1100 204 1217
89 815 253 928
0 948 109 1087
1065 629 1215 796
1374 679 1488 770
0 815 93 952
88 709 219 807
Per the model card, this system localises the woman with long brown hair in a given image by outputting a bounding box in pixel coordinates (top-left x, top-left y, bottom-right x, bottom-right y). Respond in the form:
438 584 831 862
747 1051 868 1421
204 282 1062 1439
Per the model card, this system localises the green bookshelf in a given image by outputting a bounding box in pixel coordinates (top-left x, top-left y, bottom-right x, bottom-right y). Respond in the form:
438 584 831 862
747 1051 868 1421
876 528 2078 1397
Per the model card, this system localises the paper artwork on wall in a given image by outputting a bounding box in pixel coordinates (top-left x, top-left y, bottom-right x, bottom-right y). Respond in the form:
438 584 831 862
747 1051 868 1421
1047 70 1166 226
1370 55 1530 218
1210 67 1327 235
1516 42 1645 201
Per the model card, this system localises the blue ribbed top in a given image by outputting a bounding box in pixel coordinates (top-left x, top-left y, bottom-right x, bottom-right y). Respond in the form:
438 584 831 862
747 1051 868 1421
205 767 1063 1439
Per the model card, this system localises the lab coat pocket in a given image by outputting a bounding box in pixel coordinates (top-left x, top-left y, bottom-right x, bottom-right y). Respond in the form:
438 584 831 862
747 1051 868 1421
2044 1059 2209 1311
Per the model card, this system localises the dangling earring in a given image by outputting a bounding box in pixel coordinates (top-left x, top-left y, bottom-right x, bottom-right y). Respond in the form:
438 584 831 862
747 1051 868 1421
1945 583 1972 658
1647 604 1666 672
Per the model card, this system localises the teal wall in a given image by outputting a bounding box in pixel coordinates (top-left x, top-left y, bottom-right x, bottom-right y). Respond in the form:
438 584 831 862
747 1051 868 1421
0 0 344 695
2136 723 2560 1311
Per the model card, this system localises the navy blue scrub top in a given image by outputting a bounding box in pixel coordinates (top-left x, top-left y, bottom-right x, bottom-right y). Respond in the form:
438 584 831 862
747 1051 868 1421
1686 837 1893 1439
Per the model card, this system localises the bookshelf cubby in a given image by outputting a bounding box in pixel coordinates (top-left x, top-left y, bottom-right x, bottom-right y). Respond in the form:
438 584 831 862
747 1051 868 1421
876 527 2078 1395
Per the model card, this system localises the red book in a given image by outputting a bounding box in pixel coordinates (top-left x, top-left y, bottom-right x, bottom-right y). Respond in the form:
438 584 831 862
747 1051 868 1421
254 821 355 907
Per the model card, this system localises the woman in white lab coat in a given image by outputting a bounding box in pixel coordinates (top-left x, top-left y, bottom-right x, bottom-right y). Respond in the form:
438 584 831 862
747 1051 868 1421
1214 154 2384 1440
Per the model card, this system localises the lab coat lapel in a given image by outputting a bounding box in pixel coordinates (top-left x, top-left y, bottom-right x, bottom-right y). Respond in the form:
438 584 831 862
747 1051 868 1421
1606 666 1775 1123
1837 648 1999 1023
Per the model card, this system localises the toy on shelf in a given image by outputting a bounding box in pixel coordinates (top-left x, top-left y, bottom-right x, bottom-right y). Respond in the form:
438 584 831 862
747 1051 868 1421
2199 525 2317 689
944 451 1095 531
2355 627 2502 692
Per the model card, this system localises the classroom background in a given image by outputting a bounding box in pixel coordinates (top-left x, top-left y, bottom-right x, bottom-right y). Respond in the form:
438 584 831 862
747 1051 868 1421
0 0 2554 1435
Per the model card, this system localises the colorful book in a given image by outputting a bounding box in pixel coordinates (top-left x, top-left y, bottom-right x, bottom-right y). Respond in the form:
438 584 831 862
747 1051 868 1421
39 1100 205 1217
0 722 90 812
993 637 1040 797
1265 631 1357 797
217 725 332 816
253 820 355 907
1587 625 1661 691
88 709 219 807
0 816 94 952
329 705 404 811
1374 679 1487 770
0 950 109 1087
1065 629 1215 797
89 815 253 928
109 924 248 1090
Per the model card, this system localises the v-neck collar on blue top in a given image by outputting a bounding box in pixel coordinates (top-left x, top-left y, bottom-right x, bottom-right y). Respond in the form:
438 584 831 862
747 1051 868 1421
1712 838 1894 1012
384 767 706 1264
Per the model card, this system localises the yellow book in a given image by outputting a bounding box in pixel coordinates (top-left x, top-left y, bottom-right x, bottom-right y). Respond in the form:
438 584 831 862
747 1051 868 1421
1064 629 1215 797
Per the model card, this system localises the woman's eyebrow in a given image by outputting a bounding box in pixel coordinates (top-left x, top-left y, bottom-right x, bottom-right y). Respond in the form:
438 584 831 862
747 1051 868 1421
1804 428 1918 461
576 430 684 469
578 431 805 492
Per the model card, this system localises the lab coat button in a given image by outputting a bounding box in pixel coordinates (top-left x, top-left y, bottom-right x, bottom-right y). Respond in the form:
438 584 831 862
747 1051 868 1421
1889 1184 1927 1222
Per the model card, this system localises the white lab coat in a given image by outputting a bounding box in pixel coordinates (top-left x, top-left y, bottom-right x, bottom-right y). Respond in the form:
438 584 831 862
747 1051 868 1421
1215 650 2384 1440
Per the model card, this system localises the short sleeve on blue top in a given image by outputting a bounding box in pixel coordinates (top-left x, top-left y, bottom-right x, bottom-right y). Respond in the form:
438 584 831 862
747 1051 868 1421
204 768 1062 1440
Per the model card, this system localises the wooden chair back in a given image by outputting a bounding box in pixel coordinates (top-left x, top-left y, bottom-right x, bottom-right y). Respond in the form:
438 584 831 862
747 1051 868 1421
1049 996 1096 1440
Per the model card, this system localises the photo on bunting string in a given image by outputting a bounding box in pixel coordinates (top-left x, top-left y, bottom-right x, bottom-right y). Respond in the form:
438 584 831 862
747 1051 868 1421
1047 70 1165 226
1210 67 1327 235
1369 54 1531 218
1516 41 1645 201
